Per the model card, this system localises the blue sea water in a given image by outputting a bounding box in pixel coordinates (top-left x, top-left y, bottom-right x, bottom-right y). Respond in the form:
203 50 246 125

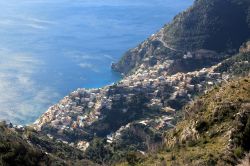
0 0 193 124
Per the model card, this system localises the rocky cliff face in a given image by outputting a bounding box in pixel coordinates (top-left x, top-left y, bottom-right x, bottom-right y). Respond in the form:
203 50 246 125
29 0 250 165
112 0 250 75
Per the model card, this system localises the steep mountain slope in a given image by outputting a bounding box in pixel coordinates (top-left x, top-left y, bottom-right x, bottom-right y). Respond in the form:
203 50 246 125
31 0 250 164
1 51 249 166
1 0 249 165
33 45 250 165
119 77 250 166
0 122 97 166
0 122 52 166
112 0 250 75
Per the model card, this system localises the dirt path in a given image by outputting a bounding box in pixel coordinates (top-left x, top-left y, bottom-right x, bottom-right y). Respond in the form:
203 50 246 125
156 29 178 52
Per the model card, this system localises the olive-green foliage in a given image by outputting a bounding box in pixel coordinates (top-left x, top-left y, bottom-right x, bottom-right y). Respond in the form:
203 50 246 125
88 89 150 137
215 52 250 76
84 124 162 165
243 116 250 150
0 123 95 166
195 120 209 133
0 123 52 166
27 131 84 162
125 152 144 166
85 138 112 165
132 77 250 166
164 0 250 52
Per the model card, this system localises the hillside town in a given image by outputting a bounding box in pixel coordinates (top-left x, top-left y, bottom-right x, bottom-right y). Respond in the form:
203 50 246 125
33 52 243 151
34 38 250 153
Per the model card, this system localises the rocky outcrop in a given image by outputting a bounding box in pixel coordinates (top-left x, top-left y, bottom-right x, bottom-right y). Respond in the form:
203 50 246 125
112 0 250 75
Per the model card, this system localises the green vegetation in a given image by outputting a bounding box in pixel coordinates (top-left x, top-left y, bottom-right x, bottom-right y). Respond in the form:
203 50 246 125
87 89 150 137
0 123 54 166
118 77 250 166
85 138 112 165
84 123 163 166
215 52 250 76
1 0 250 165
0 123 98 166
164 0 250 52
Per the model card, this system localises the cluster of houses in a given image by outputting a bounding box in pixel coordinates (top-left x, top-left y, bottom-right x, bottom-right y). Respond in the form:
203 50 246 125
105 113 175 145
118 60 223 110
34 57 231 151
34 87 112 131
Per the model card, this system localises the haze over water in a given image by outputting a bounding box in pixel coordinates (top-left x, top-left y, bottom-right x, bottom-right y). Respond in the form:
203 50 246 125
0 0 193 124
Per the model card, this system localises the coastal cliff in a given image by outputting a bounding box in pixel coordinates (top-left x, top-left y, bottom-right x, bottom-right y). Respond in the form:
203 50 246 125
1 0 250 165
32 0 250 165
112 0 250 75
33 47 250 165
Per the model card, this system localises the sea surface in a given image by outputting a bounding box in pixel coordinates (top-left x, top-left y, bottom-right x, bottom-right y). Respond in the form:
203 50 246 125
0 0 193 124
